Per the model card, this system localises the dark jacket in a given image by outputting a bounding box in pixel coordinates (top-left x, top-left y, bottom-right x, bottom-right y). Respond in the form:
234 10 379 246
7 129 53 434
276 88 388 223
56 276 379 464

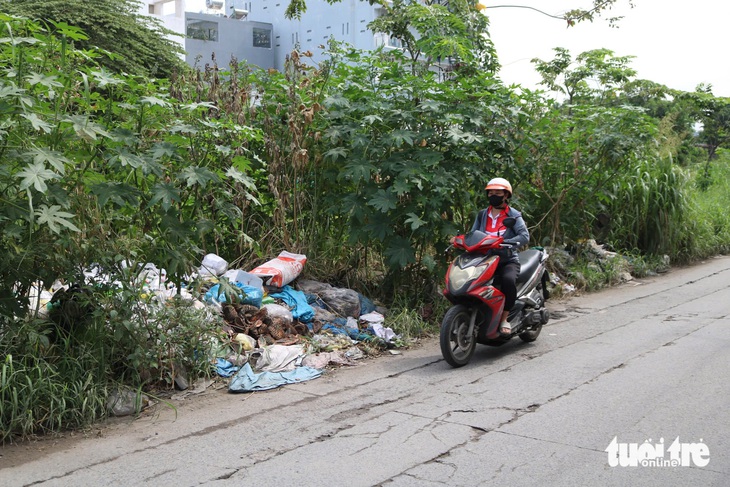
470 206 530 264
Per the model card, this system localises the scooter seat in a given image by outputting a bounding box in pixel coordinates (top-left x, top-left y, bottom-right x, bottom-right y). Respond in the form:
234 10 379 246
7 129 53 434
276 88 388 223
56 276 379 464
517 249 542 284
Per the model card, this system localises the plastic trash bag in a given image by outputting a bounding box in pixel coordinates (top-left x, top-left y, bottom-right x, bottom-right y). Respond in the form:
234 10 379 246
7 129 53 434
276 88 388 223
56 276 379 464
205 283 263 307
249 251 307 287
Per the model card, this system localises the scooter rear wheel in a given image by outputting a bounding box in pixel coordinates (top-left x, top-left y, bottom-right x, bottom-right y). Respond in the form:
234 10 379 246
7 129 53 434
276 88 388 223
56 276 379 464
440 304 476 367
518 324 542 342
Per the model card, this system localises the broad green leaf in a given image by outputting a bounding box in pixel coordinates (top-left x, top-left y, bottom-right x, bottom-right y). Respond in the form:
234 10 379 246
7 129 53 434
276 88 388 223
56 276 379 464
200 120 224 129
49 21 89 41
180 101 218 111
367 189 397 213
109 151 144 169
445 126 483 144
34 205 80 234
324 126 345 143
179 166 219 188
324 147 348 162
342 160 376 182
384 238 416 268
160 213 194 241
148 184 180 211
0 84 26 99
139 157 164 177
351 133 370 148
392 179 411 196
91 182 141 208
364 220 393 241
25 73 63 89
168 124 199 135
16 161 60 192
415 149 443 167
109 128 138 146
0 37 39 46
63 115 111 142
231 155 252 173
337 193 363 217
45 184 70 207
149 142 178 160
387 130 415 148
405 213 427 230
140 96 170 107
90 68 124 87
225 166 257 192
20 113 53 133
23 147 71 179
363 115 383 125
215 145 233 156
323 94 350 109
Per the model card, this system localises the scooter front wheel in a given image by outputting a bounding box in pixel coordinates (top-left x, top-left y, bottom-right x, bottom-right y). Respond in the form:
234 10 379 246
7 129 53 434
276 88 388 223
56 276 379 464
440 304 476 367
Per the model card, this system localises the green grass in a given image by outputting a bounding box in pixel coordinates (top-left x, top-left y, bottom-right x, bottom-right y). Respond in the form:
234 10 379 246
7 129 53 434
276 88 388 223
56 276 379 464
691 150 730 258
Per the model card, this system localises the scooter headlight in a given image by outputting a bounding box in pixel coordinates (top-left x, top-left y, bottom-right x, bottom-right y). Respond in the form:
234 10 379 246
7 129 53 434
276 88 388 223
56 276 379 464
449 262 489 292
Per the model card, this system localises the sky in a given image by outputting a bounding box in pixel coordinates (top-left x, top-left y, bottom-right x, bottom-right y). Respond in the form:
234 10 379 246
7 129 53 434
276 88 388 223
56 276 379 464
485 0 730 98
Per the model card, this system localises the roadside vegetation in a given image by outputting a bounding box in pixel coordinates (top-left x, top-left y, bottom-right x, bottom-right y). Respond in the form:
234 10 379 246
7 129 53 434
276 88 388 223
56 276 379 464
1 3 729 443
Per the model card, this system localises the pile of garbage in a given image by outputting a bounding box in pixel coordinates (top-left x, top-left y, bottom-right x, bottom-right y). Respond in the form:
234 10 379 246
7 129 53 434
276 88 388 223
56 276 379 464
31 250 398 402
199 251 399 393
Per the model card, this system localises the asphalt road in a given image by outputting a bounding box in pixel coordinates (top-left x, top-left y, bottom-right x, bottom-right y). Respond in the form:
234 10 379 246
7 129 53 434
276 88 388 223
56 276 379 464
2 256 730 486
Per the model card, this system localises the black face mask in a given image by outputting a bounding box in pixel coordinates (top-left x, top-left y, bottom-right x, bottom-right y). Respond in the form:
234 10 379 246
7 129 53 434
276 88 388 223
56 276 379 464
489 194 505 207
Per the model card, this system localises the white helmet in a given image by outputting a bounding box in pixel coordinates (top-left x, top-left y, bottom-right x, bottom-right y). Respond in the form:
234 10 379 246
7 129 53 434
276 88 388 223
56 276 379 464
485 177 512 197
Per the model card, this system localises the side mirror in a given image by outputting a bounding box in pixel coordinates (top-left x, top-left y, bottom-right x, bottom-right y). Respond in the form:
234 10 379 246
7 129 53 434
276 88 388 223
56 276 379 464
503 217 516 229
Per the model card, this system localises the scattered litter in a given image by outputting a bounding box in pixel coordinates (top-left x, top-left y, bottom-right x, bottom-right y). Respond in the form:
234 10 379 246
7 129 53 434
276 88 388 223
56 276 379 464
359 312 398 343
199 253 228 277
301 351 359 369
309 333 357 352
262 303 293 324
107 387 150 417
253 344 305 373
232 333 256 352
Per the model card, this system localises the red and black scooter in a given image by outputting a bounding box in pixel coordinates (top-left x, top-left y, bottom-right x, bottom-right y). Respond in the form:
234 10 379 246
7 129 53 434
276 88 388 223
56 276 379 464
440 217 550 367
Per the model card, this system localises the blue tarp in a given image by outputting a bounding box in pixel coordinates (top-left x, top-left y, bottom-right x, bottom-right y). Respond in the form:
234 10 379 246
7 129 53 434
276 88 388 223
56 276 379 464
269 285 314 323
205 282 263 307
216 358 240 377
228 363 323 392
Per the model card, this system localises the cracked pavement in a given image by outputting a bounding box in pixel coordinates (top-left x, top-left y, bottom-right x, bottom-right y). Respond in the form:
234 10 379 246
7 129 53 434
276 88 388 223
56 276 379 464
3 256 730 486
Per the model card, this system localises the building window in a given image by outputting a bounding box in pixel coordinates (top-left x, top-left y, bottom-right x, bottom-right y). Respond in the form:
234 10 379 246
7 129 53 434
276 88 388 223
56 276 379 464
253 28 272 48
187 20 218 41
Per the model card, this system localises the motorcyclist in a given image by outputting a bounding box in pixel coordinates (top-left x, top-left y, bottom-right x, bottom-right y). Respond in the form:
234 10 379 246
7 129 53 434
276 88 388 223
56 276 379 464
470 178 529 336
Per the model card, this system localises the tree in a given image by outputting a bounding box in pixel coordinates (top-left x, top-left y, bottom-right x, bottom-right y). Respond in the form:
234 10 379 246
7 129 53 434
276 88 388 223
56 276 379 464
2 0 185 78
532 47 637 105
367 0 499 75
688 85 730 161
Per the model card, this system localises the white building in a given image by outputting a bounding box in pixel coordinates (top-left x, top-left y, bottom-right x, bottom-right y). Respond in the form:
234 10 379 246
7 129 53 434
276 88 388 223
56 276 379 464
141 0 275 69
140 0 401 71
